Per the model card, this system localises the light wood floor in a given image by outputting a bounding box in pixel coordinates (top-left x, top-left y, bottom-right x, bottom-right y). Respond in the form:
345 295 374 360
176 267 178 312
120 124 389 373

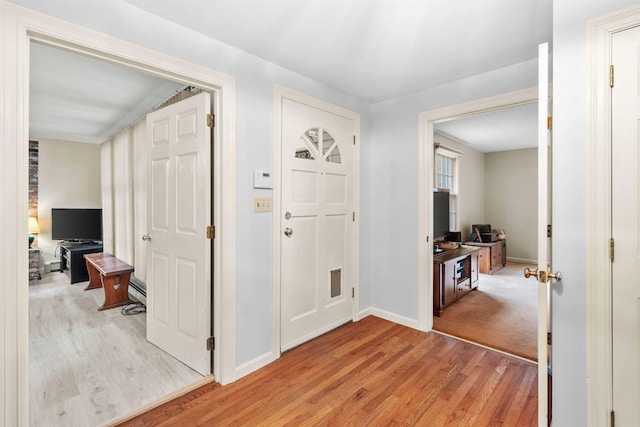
29 272 203 427
121 316 538 426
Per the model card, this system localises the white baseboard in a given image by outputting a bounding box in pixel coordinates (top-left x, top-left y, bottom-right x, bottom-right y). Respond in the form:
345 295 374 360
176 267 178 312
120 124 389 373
235 351 279 380
507 257 537 265
365 307 421 331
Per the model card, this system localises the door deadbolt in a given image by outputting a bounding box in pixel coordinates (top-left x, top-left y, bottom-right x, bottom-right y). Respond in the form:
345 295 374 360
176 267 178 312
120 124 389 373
284 211 292 220
284 227 293 237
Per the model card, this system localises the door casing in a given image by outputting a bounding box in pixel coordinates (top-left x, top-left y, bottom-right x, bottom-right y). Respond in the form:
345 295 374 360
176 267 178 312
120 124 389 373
1 3 237 425
272 85 361 359
417 86 540 332
586 6 640 426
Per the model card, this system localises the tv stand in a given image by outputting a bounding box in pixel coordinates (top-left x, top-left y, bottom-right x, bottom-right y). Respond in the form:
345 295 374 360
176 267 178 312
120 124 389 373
60 242 103 284
433 246 480 316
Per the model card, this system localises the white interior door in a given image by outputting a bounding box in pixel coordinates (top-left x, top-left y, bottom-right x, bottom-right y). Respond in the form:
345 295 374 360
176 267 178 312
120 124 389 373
146 92 212 376
280 98 355 351
534 42 552 426
611 25 640 426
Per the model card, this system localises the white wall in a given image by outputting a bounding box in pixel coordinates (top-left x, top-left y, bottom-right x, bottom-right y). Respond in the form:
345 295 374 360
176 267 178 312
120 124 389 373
433 133 486 242
485 148 537 262
37 138 102 261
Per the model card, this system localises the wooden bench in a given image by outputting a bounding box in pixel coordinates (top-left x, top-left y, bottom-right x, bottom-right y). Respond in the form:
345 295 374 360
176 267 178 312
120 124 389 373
83 252 135 311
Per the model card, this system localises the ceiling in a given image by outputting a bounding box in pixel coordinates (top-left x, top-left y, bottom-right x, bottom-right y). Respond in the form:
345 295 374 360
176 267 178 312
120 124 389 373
26 0 551 149
29 42 185 144
435 102 538 153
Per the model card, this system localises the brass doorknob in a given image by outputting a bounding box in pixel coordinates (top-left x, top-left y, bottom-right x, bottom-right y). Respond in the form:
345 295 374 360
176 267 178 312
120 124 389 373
524 267 562 283
284 228 293 237
142 234 152 241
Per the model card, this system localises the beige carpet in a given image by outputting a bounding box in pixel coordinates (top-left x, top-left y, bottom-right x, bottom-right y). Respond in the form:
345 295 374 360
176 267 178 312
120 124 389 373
433 261 538 361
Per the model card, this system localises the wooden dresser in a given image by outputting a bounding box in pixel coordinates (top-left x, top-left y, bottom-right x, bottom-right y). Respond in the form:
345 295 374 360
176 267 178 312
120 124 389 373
433 246 480 316
464 239 507 274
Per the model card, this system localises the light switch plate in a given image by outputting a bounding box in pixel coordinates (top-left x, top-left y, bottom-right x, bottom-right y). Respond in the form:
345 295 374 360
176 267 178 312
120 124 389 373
254 197 272 213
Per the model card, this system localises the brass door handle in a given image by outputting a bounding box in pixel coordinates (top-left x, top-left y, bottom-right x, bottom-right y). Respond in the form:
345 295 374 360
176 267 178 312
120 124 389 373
284 228 293 237
142 234 152 241
524 267 562 283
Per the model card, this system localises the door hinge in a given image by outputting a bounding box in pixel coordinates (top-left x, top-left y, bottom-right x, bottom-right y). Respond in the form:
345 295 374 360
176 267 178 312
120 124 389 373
206 113 215 128
206 225 215 239
207 336 215 351
610 65 614 88
547 224 552 238
352 212 356 222
547 116 552 130
610 238 615 262
353 135 356 145
547 332 552 345
352 288 355 298
610 410 615 427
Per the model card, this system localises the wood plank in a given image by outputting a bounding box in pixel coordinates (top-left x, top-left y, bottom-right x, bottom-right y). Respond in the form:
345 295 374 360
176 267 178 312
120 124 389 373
119 316 538 426
29 272 203 427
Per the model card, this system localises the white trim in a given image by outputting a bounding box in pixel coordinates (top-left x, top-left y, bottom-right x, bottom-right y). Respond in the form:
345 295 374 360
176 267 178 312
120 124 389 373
102 375 216 427
1 2 238 425
272 85 361 358
586 6 640 426
234 351 279 380
417 87 539 334
432 330 537 364
366 309 421 331
506 257 538 265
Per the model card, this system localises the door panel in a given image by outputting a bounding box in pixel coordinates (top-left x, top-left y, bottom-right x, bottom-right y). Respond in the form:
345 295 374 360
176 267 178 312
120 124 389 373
146 92 211 376
536 42 551 426
611 25 640 426
281 98 355 351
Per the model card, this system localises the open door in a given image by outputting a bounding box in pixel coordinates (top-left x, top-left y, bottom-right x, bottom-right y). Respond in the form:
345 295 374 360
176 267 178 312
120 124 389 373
522 42 557 426
145 92 212 376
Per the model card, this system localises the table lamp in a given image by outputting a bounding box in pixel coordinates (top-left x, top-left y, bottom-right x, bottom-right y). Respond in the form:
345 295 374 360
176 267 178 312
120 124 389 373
28 216 40 248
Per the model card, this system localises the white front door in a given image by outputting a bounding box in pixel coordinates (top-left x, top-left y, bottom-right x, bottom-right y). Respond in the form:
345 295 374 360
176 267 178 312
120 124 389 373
145 92 212 376
280 97 356 351
612 25 640 426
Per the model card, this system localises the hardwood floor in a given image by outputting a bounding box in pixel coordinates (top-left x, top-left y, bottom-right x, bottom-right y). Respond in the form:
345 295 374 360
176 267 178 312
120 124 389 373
29 272 203 427
120 316 537 426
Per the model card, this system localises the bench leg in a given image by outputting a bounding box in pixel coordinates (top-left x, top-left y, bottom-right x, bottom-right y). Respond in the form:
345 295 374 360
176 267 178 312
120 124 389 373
98 272 135 311
84 260 102 290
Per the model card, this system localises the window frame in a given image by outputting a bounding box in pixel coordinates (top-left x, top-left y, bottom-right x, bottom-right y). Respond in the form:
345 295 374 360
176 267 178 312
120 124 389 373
434 145 463 232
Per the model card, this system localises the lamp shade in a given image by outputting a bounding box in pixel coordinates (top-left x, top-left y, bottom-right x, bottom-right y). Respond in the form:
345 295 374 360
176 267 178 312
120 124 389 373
28 217 40 234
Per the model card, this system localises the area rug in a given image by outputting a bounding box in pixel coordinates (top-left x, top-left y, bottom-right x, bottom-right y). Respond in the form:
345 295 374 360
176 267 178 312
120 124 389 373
433 261 538 361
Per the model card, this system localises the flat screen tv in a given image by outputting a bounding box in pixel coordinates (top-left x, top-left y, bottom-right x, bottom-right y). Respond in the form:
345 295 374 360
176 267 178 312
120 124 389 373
433 191 450 240
51 208 103 242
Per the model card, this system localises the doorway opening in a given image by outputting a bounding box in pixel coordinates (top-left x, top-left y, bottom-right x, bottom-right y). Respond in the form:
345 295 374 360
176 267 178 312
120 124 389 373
2 7 237 423
430 102 538 362
28 41 216 426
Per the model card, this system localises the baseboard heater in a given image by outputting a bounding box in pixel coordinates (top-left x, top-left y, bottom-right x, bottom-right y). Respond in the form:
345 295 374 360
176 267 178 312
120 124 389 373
129 280 146 298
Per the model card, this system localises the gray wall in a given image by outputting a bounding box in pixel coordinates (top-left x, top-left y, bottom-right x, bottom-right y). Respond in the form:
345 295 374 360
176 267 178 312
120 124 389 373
37 139 102 260
485 148 537 262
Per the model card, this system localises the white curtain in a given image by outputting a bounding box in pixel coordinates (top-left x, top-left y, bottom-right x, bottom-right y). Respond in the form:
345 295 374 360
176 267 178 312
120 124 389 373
112 128 134 265
100 118 147 286
100 141 114 253
132 119 147 284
